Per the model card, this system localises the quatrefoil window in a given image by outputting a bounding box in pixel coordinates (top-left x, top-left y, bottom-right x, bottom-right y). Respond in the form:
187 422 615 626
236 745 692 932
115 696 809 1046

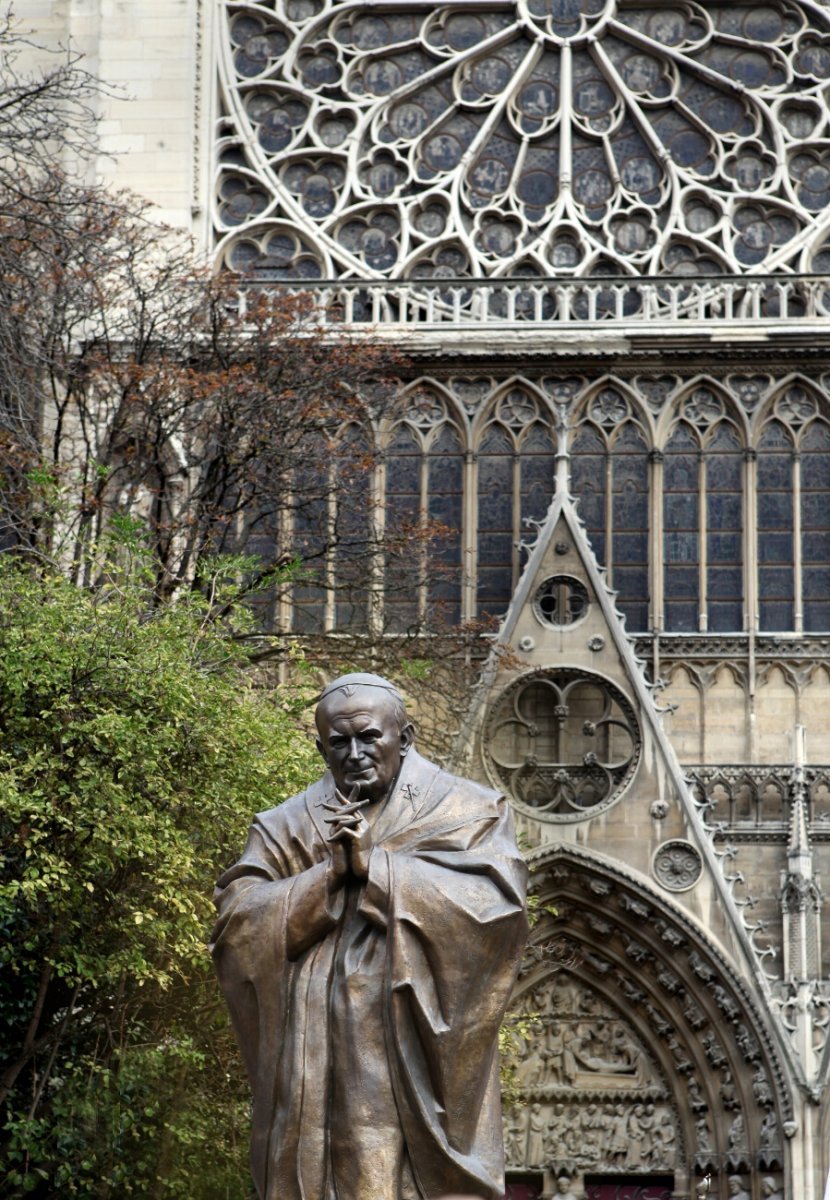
484 669 640 820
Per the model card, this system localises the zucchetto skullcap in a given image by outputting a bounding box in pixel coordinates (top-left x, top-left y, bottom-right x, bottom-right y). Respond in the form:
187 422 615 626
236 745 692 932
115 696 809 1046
318 672 404 703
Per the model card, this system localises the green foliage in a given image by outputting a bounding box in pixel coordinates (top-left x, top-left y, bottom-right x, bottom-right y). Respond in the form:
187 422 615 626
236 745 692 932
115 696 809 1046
0 558 318 1197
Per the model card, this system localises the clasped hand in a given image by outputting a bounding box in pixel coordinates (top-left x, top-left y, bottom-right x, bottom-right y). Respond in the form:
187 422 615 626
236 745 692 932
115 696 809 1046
323 785 373 882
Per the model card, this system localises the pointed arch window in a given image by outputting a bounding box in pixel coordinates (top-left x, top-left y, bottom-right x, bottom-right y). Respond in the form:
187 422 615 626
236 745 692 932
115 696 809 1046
706 422 744 633
291 423 373 633
384 407 464 630
427 424 464 625
611 422 649 632
663 422 700 632
333 424 372 631
757 420 794 631
291 437 331 634
571 414 650 632
801 420 830 632
385 422 421 632
476 391 555 617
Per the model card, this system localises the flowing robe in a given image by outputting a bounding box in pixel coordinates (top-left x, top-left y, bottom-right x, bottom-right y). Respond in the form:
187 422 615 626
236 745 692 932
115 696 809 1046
211 749 528 1200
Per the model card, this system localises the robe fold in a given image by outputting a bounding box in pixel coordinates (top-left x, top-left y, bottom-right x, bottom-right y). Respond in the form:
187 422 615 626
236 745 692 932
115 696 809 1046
211 749 528 1200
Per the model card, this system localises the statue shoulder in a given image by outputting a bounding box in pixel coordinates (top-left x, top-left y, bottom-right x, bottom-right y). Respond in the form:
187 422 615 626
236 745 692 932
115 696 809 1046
447 771 504 809
253 775 327 834
420 756 505 814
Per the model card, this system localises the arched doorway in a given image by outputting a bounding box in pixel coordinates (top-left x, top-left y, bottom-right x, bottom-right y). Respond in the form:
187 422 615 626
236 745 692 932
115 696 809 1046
504 847 792 1200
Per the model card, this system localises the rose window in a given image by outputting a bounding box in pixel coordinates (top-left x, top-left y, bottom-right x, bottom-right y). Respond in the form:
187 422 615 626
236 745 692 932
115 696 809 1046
484 669 640 820
218 1 830 279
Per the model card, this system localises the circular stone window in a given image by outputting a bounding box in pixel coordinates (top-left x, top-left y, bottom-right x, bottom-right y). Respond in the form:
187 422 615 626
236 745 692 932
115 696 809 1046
533 575 589 627
483 668 640 821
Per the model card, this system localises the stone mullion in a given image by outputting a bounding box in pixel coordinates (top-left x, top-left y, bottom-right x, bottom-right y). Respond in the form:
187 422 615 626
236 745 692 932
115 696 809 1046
324 464 337 633
512 449 521 593
369 447 386 637
463 449 477 622
649 450 664 676
604 445 614 589
794 451 803 635
698 449 708 632
418 447 429 625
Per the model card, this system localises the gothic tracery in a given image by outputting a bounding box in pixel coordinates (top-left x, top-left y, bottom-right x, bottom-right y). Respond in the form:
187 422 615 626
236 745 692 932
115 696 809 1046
218 0 830 279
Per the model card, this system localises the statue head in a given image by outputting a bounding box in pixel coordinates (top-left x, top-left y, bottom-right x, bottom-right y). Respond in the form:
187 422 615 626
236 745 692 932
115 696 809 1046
315 673 414 805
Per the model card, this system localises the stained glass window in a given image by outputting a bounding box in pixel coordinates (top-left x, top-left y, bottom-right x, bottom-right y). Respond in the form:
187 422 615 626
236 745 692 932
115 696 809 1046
292 439 331 633
571 409 650 632
333 426 372 631
477 423 515 616
757 420 795 631
611 422 649 632
663 422 700 633
427 424 464 625
706 423 744 633
384 408 464 629
800 420 830 632
385 422 421 632
477 396 555 617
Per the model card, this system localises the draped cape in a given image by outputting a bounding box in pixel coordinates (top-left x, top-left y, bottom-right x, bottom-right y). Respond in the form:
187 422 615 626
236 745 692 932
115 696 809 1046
210 750 528 1200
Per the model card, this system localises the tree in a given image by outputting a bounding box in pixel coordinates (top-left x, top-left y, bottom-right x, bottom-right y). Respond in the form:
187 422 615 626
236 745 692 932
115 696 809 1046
0 6 418 614
0 551 322 1197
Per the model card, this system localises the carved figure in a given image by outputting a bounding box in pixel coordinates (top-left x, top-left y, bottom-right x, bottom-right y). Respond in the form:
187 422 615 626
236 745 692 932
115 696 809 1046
761 1177 784 1199
547 1022 566 1083
526 1102 547 1167
553 1175 579 1200
653 1111 676 1168
694 1117 712 1152
503 1108 525 1165
727 1114 747 1151
636 1103 657 1167
711 985 740 1022
608 1104 629 1164
727 1176 750 1200
759 1111 779 1149
212 673 528 1200
752 1065 773 1106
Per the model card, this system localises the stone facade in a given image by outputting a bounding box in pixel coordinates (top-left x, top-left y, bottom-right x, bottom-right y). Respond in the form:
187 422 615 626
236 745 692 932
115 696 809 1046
23 3 830 1196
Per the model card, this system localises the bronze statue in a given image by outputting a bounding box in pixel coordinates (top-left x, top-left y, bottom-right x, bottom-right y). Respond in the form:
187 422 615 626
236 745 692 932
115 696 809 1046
211 672 528 1200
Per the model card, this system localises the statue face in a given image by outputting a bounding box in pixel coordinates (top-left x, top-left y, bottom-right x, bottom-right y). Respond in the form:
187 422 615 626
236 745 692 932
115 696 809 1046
316 688 413 804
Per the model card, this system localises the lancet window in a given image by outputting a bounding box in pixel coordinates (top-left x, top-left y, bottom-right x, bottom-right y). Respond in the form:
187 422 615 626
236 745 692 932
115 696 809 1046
475 390 556 617
383 401 465 631
570 390 649 632
271 378 830 639
661 406 744 634
290 423 373 633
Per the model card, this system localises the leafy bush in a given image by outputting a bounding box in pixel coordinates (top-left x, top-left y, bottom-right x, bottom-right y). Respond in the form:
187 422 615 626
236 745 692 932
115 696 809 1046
0 557 319 1197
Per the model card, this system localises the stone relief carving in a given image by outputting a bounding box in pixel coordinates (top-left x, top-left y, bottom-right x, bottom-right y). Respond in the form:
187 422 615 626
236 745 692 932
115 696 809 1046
653 839 704 891
510 974 680 1175
504 1097 680 1175
514 853 797 1184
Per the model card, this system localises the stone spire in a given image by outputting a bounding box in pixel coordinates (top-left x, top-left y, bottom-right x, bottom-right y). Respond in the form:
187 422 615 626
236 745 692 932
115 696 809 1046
781 726 822 983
